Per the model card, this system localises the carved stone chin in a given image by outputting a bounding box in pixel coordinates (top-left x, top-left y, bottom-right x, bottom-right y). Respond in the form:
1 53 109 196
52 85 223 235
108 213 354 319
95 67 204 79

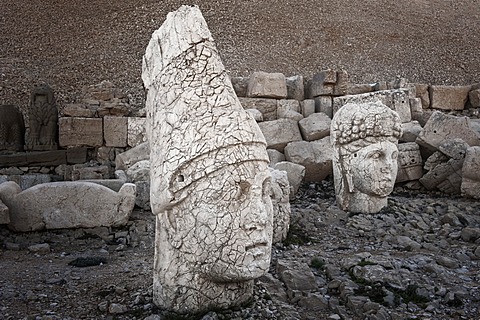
143 5 273 314
331 101 402 214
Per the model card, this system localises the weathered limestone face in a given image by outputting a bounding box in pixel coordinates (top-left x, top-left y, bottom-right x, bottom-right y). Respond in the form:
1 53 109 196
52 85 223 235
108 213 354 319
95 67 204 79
331 101 402 213
142 5 273 313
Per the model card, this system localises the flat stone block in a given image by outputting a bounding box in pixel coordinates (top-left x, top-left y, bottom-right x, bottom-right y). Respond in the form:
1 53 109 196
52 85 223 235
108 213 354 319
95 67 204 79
59 117 103 147
247 71 287 99
286 75 304 101
104 116 128 147
127 117 147 147
301 99 315 118
298 113 331 141
429 85 471 110
239 97 278 121
258 119 303 152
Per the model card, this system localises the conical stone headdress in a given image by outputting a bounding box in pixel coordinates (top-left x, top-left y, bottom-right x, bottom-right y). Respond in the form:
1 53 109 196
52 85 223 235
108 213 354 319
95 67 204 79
142 5 269 213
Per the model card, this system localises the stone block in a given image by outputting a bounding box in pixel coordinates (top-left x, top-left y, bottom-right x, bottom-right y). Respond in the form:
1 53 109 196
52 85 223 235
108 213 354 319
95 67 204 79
67 148 88 164
301 99 315 118
239 97 278 121
246 71 287 99
307 70 336 98
230 76 249 97
0 199 10 224
333 70 348 96
347 83 375 95
429 85 471 110
409 98 423 122
115 142 150 170
72 165 111 180
9 174 52 190
273 161 305 199
104 116 128 147
415 84 430 108
469 89 480 108
258 119 303 152
269 168 291 244
267 149 285 166
59 117 103 147
276 260 317 292
1 181 136 232
438 138 469 160
396 143 423 183
62 103 96 117
277 100 303 120
333 89 411 123
286 75 304 100
284 137 332 182
314 96 333 118
400 121 423 143
461 146 480 199
298 113 331 141
419 157 463 193
127 117 147 147
416 111 480 152
245 109 263 122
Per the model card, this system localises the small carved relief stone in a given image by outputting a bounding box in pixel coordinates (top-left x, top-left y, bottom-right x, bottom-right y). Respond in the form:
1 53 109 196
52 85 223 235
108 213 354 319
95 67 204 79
331 101 402 213
26 84 58 151
143 5 273 314
0 105 25 152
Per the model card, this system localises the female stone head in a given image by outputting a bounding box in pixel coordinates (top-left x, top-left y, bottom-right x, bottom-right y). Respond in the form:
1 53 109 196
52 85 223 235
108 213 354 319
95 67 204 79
331 101 402 213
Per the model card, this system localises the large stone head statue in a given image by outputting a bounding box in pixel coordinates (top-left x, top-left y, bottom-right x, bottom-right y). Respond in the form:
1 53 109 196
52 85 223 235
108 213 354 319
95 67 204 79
142 5 273 314
331 101 402 213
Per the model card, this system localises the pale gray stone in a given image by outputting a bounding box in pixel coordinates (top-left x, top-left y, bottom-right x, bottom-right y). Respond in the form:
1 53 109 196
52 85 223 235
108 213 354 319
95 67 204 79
396 143 423 183
461 227 480 242
333 89 411 123
415 83 430 109
333 70 348 96
396 236 422 251
331 101 401 213
416 111 480 152
27 243 50 254
104 116 128 147
247 71 287 99
461 146 480 199
284 137 332 182
0 181 136 232
286 75 304 101
298 112 331 141
126 160 150 182
127 117 147 147
245 108 263 122
143 6 272 313
429 85 471 110
230 76 248 97
0 199 9 224
409 98 423 122
400 121 423 143
307 70 336 97
277 99 303 120
108 303 127 314
438 138 469 160
59 117 103 147
267 149 285 166
115 142 149 171
347 83 375 95
469 89 480 108
238 97 278 121
276 260 317 292
300 99 315 118
269 168 291 244
314 96 333 118
258 119 303 152
273 161 305 199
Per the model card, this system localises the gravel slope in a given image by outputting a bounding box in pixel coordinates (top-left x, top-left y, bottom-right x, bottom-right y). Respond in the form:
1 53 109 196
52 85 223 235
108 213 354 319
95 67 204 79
1 0 479 109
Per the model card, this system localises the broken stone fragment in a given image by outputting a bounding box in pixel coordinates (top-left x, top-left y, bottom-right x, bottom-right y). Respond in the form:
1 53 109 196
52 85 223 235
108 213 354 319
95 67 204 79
0 181 136 232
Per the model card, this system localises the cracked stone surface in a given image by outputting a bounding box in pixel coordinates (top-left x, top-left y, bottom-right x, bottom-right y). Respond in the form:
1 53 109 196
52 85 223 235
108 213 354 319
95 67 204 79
142 5 273 313
331 101 402 213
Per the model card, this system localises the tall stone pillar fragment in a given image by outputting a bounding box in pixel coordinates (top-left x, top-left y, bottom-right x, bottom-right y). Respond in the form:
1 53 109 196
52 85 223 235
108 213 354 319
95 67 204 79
142 6 273 314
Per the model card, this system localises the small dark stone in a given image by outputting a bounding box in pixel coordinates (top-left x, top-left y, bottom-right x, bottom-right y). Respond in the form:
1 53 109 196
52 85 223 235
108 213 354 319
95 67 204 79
68 256 107 267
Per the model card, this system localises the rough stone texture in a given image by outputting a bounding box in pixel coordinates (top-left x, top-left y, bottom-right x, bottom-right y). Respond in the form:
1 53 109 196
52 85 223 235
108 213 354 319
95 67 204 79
104 116 128 147
269 168 291 244
415 84 430 109
286 75 304 101
0 181 136 232
420 156 464 194
284 137 332 182
0 105 25 152
258 119 303 152
273 161 306 199
333 70 348 96
347 83 375 95
409 97 423 122
71 164 110 181
142 6 272 314
300 99 315 118
314 96 333 118
126 160 151 210
438 138 469 160
267 149 286 166
238 97 278 121
298 113 331 141
333 89 411 123
115 142 149 171
276 260 317 292
26 84 58 151
396 142 423 183
59 117 103 147
331 101 402 213
429 85 471 110
400 121 422 143
127 117 147 147
277 99 302 120
230 76 248 97
245 108 263 122
0 199 9 224
469 89 480 108
307 70 336 97
416 111 480 153
461 146 480 199
247 71 287 99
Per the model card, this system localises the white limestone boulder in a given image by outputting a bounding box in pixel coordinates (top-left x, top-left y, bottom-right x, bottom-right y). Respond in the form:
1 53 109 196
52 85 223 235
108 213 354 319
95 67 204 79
273 161 306 199
298 113 331 141
258 119 303 152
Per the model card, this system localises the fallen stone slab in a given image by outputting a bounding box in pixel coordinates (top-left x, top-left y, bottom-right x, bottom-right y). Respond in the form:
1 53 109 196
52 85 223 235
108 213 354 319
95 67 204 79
0 181 136 232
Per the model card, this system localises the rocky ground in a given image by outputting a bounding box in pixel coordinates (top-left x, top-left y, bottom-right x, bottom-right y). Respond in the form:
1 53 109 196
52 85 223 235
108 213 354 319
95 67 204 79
1 180 479 320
